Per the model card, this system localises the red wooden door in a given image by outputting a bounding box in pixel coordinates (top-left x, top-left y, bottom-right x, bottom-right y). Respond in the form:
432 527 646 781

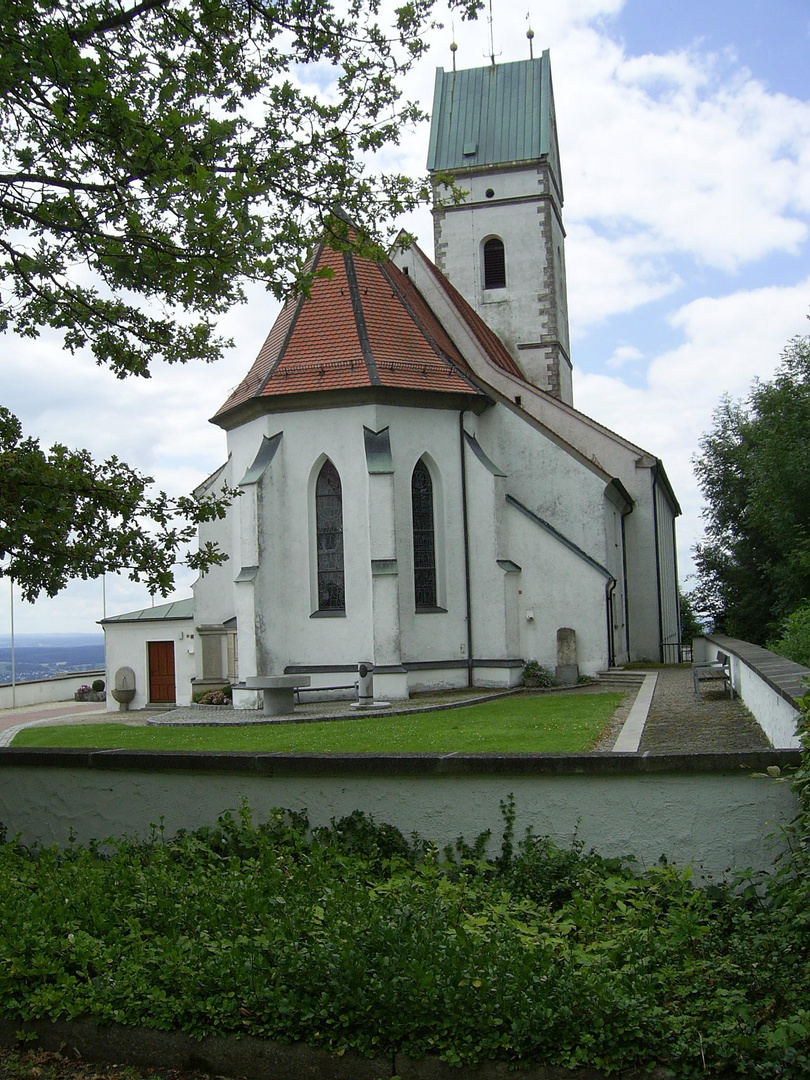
148 641 176 703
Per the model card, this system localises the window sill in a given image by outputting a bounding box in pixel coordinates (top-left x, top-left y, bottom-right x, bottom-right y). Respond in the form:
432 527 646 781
415 606 448 614
310 610 346 618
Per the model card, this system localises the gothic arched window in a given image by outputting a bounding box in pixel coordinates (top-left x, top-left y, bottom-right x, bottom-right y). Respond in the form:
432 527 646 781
483 237 506 290
412 459 437 610
316 460 345 611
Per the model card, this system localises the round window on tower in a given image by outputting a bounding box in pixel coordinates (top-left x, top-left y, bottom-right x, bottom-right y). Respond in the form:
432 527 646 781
485 188 495 199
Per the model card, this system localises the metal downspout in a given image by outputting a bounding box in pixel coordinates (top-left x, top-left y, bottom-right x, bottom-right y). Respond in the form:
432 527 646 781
671 509 682 662
651 475 663 663
605 578 617 670
620 509 631 662
459 412 474 687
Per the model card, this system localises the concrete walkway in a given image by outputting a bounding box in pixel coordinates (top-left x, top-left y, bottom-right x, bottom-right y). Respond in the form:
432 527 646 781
0 701 106 740
612 673 658 753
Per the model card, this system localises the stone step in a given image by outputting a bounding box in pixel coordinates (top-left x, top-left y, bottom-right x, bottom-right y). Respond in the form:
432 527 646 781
594 670 647 689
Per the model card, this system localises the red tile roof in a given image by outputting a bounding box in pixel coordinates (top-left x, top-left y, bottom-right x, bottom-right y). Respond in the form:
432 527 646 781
214 241 488 422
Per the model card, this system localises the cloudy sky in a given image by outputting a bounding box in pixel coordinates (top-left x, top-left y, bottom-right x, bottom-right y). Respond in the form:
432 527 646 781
3 0 809 636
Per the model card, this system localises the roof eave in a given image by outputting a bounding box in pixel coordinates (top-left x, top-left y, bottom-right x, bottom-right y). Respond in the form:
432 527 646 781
211 385 492 430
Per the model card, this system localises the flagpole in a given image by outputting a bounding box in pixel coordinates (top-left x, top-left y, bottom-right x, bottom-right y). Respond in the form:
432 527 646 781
10 576 16 709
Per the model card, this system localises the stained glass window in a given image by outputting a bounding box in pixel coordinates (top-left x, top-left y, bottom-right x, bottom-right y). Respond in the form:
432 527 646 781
316 460 345 611
483 237 506 290
412 459 437 610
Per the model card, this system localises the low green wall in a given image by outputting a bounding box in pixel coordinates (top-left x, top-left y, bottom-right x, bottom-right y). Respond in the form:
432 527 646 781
0 747 799 879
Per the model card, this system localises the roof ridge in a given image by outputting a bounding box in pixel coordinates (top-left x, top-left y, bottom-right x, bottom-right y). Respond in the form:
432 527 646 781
343 251 381 386
259 236 328 391
380 262 483 393
415 249 526 381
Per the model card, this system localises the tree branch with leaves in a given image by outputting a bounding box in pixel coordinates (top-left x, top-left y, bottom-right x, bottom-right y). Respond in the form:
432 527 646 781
691 327 810 642
0 0 481 600
0 407 238 601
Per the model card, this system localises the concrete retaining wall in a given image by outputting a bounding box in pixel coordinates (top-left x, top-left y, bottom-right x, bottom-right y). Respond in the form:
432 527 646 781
0 671 105 711
0 748 799 879
0 1016 668 1080
698 634 809 749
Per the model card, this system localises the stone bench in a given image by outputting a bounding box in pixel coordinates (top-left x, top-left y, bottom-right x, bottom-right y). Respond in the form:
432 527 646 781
245 675 311 716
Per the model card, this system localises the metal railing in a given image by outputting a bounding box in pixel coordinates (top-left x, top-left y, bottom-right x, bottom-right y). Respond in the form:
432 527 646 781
661 642 692 665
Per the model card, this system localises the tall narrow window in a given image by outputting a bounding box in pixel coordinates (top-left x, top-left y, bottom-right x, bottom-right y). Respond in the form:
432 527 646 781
412 459 437 610
316 460 345 611
483 238 506 290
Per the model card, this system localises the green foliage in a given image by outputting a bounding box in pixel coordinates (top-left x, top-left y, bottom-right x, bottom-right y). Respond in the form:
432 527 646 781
12 692 624 752
691 329 810 642
91 679 105 693
678 589 703 645
192 685 233 705
1 803 810 1076
0 407 235 599
0 0 482 599
769 601 810 668
521 659 556 686
0 0 481 374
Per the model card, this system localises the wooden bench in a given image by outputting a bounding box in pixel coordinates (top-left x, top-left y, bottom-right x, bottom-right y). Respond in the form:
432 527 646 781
692 652 734 699
245 675 311 715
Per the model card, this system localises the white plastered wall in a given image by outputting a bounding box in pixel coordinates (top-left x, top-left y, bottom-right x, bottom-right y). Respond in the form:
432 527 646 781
433 164 571 402
103 617 196 711
394 241 675 663
199 393 640 697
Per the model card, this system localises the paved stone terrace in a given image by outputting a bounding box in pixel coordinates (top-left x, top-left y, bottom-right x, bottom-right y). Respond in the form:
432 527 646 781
636 665 771 752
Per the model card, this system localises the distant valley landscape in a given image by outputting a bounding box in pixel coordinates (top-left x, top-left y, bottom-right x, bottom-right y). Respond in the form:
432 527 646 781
0 634 105 684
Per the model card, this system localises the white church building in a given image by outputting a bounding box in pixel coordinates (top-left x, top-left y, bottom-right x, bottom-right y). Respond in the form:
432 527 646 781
103 53 681 710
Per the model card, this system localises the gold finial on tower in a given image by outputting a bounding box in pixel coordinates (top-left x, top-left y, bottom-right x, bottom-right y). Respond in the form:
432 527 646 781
450 38 458 73
527 27 535 60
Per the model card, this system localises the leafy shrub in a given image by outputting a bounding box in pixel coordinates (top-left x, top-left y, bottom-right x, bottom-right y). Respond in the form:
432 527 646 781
521 659 555 686
1 801 810 1076
193 685 233 706
769 600 810 668
91 679 105 692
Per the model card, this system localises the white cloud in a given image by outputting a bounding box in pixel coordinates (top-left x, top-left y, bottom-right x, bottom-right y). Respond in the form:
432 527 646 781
566 223 681 331
551 24 810 293
605 344 644 369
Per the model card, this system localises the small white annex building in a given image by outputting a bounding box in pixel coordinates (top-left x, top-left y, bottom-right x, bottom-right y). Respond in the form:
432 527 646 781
103 54 681 709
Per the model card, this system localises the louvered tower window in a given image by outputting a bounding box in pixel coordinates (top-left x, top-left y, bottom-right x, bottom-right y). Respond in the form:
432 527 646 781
316 460 345 611
483 238 506 290
412 459 437 610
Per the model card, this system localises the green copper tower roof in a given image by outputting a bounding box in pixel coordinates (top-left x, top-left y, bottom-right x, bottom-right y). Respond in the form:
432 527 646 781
427 52 553 172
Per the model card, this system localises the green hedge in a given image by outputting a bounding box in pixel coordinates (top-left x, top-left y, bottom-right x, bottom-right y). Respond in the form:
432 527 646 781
1 795 809 1077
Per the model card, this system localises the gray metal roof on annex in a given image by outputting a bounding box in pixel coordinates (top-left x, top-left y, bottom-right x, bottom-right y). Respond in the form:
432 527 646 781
427 53 551 172
100 598 194 624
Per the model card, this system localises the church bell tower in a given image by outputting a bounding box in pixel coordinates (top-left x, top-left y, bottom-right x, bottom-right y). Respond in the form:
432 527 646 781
427 52 573 404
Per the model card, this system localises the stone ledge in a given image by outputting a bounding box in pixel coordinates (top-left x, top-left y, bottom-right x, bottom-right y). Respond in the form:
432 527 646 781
706 634 810 709
0 745 801 776
0 1017 673 1080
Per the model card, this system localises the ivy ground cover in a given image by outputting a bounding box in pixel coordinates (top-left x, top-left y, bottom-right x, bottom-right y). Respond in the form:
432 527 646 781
1 804 809 1078
11 692 623 753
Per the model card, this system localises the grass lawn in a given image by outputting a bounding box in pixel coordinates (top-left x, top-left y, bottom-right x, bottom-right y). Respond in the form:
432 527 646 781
12 692 623 753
